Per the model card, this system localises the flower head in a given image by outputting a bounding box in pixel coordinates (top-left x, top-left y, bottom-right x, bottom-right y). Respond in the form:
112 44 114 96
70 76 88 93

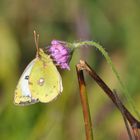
48 40 73 70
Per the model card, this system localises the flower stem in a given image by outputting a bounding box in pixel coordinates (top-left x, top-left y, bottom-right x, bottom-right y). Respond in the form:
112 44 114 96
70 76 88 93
78 60 140 129
74 41 140 119
76 65 94 140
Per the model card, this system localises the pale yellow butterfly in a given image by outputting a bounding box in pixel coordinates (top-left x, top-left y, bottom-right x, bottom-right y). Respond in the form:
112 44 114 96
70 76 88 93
14 31 63 106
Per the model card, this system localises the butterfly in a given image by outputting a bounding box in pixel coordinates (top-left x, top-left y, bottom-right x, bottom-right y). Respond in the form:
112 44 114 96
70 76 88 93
14 31 63 106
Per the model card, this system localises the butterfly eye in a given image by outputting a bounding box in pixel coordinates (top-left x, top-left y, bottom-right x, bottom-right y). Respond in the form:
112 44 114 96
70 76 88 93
38 78 45 86
25 76 29 80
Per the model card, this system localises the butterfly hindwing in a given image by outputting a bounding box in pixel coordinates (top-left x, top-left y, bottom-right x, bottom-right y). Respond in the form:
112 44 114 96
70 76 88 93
28 49 63 103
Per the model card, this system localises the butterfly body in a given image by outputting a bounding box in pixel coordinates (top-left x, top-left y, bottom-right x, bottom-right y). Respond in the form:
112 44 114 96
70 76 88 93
14 48 63 106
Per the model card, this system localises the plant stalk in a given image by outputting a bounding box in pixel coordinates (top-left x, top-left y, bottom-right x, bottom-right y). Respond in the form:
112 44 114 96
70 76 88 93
78 60 140 129
76 65 94 140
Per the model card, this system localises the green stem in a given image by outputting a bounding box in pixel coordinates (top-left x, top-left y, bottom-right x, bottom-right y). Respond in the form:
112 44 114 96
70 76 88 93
74 41 140 119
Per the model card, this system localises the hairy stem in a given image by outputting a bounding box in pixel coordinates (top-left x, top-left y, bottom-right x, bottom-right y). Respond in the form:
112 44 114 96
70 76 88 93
74 41 140 118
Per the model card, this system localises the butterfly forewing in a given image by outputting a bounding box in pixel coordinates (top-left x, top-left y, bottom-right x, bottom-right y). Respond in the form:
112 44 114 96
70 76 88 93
14 59 39 105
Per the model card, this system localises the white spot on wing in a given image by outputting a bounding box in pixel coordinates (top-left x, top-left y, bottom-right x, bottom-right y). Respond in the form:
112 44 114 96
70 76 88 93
38 78 45 86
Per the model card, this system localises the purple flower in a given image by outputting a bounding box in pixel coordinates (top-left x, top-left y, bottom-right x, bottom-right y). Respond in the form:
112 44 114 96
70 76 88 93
48 40 73 70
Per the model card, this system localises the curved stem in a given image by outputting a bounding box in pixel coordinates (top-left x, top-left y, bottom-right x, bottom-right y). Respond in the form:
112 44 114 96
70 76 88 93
74 41 140 119
78 60 140 129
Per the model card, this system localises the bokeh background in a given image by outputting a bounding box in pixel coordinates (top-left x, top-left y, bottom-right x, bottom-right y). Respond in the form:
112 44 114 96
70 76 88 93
0 0 140 140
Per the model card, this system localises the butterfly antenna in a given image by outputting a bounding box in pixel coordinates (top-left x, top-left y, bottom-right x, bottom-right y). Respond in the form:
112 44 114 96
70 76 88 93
33 30 39 57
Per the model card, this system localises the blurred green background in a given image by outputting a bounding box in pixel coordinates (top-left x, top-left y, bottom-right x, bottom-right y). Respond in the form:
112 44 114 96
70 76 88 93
0 0 140 139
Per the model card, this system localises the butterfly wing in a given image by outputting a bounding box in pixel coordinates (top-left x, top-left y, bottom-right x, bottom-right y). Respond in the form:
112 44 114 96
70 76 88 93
29 49 63 103
14 59 39 105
